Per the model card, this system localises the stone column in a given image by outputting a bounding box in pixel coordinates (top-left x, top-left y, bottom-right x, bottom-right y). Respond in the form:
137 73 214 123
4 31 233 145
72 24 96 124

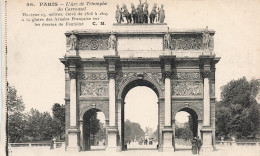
79 120 84 151
200 57 213 152
162 71 174 151
107 71 118 151
203 70 210 126
160 55 175 152
197 119 203 138
116 99 122 151
109 73 116 127
105 120 109 146
104 56 120 152
164 72 171 127
67 68 80 151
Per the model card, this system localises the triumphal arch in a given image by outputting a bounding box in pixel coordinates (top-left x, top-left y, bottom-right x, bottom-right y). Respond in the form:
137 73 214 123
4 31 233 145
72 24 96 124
60 21 220 152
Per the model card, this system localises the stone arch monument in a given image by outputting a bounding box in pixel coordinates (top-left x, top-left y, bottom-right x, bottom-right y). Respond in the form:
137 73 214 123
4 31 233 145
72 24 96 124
60 23 220 152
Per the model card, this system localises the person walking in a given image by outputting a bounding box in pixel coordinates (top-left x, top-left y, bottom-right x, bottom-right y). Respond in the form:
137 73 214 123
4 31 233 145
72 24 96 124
196 136 202 155
50 138 54 150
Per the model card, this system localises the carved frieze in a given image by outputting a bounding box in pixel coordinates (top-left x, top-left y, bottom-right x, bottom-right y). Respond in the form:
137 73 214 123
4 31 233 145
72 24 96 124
116 72 165 91
78 36 109 50
174 72 201 80
78 72 107 80
172 82 203 96
79 81 108 97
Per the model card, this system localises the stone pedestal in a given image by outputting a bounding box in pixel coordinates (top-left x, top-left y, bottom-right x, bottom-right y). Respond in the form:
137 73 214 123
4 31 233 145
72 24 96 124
162 126 174 152
65 50 78 56
67 128 80 152
201 127 213 153
163 49 172 55
106 127 118 152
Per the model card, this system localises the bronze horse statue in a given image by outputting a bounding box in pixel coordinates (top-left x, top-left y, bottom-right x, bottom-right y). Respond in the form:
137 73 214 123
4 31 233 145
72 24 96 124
149 3 157 23
143 3 149 23
131 3 138 23
122 4 132 23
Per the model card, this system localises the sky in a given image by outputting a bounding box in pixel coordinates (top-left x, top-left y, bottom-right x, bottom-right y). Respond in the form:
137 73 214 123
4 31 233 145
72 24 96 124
1 0 260 132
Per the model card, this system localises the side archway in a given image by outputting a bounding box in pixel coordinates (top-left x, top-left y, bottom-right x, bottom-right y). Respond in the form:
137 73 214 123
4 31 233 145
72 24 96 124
80 104 109 121
81 108 107 151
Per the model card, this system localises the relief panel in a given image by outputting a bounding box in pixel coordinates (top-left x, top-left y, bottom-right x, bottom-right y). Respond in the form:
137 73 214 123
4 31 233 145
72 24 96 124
172 81 203 96
79 81 109 97
77 35 109 50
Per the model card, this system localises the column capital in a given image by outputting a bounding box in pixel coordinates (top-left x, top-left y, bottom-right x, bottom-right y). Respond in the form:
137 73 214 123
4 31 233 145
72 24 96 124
203 70 211 78
69 71 77 79
107 71 116 79
163 71 172 78
202 63 211 78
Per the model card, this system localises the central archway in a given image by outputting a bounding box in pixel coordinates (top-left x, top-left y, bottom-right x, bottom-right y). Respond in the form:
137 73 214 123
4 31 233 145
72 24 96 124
119 79 161 151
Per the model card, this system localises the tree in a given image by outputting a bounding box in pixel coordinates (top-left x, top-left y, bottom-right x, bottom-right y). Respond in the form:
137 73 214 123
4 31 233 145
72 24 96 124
175 123 193 140
124 119 145 141
24 109 54 141
51 103 65 140
7 86 26 143
216 77 260 139
88 112 100 145
7 86 25 114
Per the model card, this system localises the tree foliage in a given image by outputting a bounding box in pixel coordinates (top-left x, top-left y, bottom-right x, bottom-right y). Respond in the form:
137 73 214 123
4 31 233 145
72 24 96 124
175 123 193 140
7 86 26 143
124 119 145 141
216 77 260 139
7 86 66 142
51 103 65 139
24 109 54 141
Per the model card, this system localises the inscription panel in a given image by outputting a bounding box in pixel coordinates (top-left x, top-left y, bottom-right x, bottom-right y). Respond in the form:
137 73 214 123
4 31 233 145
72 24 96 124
117 37 163 51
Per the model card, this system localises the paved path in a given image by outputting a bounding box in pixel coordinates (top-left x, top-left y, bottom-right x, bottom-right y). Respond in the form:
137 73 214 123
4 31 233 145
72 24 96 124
9 146 260 156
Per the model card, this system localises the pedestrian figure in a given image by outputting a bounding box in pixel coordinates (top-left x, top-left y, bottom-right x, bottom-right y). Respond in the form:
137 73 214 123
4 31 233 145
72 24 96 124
196 136 202 155
50 138 54 150
191 137 197 154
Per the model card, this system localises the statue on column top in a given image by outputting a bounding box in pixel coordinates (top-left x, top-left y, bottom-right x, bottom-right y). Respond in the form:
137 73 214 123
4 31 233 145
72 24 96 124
108 31 117 50
164 27 171 49
202 26 210 50
68 31 78 51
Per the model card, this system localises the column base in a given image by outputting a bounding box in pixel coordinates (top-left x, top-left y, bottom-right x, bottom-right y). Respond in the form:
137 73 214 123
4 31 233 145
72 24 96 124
200 126 213 153
67 128 80 152
106 127 118 152
162 126 174 152
66 146 81 152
